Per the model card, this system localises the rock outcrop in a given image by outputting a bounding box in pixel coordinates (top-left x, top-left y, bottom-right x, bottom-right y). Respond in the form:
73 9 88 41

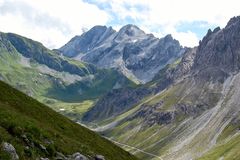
1 142 19 160
60 26 116 57
194 16 240 74
94 155 105 160
59 25 185 83
69 152 88 160
95 16 240 160
82 87 151 122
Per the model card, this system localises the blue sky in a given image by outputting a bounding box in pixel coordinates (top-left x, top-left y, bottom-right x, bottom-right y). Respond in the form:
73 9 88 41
0 0 239 48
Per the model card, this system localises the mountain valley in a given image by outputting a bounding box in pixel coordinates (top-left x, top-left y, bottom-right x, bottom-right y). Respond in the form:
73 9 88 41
0 14 240 160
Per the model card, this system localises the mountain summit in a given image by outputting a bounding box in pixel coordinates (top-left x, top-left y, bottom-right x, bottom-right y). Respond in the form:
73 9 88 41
59 25 185 83
59 25 116 57
194 16 240 74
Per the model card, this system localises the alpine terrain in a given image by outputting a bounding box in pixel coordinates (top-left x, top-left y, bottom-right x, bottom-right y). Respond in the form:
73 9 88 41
59 25 185 83
0 32 134 121
81 16 240 160
0 80 138 160
0 9 240 160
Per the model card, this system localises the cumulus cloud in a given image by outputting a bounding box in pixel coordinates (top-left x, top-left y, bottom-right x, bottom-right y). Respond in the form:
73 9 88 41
0 0 109 48
85 0 240 47
95 0 239 26
0 0 239 48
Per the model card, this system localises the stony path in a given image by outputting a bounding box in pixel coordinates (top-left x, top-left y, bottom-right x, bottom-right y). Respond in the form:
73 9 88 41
104 137 163 160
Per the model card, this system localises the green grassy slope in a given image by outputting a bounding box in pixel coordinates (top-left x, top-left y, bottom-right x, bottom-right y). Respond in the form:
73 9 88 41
0 31 135 120
198 133 240 160
47 69 135 102
0 80 138 160
97 74 240 160
5 32 96 76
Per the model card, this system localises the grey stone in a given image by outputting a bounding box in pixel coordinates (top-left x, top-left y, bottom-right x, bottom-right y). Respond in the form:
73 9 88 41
59 25 185 83
194 16 240 77
39 144 46 151
2 142 19 160
94 155 105 160
71 152 88 160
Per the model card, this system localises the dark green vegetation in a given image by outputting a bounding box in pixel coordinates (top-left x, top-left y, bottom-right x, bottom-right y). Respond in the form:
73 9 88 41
0 80 138 160
47 69 135 102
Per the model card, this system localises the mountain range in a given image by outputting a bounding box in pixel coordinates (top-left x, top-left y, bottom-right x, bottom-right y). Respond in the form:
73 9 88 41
0 31 135 121
59 25 184 83
0 15 240 160
81 16 240 160
0 80 137 160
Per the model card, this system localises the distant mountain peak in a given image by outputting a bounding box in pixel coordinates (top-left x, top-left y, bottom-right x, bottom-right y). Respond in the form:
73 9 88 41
163 34 174 41
91 25 107 29
226 15 240 27
194 15 240 75
117 24 145 37
59 25 116 57
59 24 184 83
120 24 142 31
86 25 110 34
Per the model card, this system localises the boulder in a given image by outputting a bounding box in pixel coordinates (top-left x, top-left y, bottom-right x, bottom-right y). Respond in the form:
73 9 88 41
2 142 19 160
71 152 88 160
94 155 105 160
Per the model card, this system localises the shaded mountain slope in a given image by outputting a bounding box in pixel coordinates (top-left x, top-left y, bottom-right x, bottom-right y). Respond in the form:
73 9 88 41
82 47 195 123
83 16 240 160
59 25 185 83
0 80 138 160
0 31 134 120
4 32 97 76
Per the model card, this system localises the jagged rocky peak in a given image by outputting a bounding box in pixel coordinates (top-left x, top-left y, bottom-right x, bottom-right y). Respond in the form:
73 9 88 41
194 16 240 74
173 47 197 79
116 24 145 38
88 25 108 32
59 24 184 83
226 15 240 27
59 25 116 57
164 34 174 41
82 25 116 40
160 34 182 52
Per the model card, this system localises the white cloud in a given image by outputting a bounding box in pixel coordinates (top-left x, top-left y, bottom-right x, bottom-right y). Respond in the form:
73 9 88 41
0 0 239 48
172 31 199 47
93 0 240 47
100 0 240 26
0 0 110 48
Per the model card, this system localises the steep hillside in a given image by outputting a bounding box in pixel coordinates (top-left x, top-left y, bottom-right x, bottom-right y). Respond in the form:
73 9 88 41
84 16 240 160
82 48 193 123
0 31 134 120
59 25 185 83
0 80 138 160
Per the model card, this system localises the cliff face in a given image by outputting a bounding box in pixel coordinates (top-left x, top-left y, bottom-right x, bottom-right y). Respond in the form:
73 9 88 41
194 16 240 73
59 26 116 57
59 25 185 83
